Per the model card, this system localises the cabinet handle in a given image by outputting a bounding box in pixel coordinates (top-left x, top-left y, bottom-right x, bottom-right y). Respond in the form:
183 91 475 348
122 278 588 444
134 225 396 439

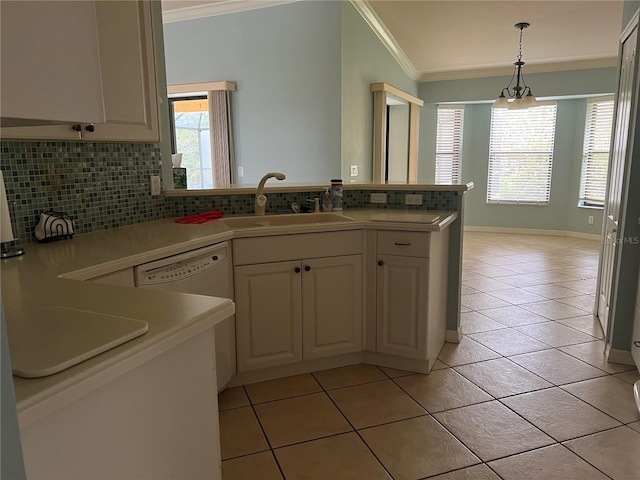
294 267 301 273
85 124 95 132
634 341 640 347
394 242 411 246
72 124 82 132
378 260 384 266
304 265 311 272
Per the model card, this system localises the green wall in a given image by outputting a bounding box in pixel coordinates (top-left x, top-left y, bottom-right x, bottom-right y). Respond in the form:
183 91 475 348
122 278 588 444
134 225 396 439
417 68 617 235
340 1 417 182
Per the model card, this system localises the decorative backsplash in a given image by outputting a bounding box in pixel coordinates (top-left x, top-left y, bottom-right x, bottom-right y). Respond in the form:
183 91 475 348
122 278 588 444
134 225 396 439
1 140 462 245
164 189 461 218
0 141 164 244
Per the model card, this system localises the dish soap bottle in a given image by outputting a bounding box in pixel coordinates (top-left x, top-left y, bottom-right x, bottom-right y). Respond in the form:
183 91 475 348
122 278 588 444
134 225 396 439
331 179 343 211
322 187 333 212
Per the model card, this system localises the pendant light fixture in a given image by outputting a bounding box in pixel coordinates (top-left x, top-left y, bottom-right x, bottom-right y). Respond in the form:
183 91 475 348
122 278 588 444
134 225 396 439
492 22 538 109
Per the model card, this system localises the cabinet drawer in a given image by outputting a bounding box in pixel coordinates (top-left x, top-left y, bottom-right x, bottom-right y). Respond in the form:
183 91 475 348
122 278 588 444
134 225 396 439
377 231 430 258
234 230 361 265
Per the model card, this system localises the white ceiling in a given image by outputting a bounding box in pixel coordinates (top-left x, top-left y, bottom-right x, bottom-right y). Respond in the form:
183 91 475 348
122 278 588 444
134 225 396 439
161 0 624 81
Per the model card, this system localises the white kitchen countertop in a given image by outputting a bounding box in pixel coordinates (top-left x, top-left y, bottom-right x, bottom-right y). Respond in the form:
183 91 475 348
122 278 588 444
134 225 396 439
2 208 457 426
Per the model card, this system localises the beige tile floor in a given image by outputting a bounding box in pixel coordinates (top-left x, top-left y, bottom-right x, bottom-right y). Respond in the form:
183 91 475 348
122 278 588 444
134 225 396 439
219 233 640 479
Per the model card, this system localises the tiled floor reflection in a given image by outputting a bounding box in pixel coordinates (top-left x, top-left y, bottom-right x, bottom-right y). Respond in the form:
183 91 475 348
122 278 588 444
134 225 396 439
220 233 640 479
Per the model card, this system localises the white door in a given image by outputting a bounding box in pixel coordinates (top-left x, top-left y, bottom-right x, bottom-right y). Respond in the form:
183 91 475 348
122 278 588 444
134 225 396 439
234 261 302 371
302 255 362 360
597 22 639 333
376 255 429 359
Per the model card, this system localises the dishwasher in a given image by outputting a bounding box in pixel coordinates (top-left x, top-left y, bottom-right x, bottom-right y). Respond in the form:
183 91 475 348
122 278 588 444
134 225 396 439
134 242 235 391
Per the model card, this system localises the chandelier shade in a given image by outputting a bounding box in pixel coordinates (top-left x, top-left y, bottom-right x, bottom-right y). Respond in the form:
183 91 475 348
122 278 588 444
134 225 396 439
492 22 539 109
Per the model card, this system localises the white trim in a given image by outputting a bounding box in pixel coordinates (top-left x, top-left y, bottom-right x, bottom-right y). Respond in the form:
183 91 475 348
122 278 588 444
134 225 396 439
167 81 236 96
162 0 298 23
418 57 618 83
445 328 462 344
605 345 636 366
370 83 424 106
464 226 601 242
350 0 419 81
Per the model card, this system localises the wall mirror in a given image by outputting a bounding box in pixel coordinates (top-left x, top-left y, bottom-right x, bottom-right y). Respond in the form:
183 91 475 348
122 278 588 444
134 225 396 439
371 83 423 183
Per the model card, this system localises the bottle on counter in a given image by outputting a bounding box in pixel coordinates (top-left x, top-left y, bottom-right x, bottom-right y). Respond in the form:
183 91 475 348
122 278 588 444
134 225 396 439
331 179 343 211
322 187 333 212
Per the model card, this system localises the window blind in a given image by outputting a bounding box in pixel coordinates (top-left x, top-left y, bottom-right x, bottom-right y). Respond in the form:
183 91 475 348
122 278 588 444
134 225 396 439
435 105 464 184
579 98 614 206
487 103 558 205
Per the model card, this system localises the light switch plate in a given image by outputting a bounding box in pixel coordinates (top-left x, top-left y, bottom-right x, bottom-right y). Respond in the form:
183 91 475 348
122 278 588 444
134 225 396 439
350 165 359 177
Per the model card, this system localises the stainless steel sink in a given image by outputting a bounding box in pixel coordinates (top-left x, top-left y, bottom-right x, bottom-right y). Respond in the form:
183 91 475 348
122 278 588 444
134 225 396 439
223 212 354 229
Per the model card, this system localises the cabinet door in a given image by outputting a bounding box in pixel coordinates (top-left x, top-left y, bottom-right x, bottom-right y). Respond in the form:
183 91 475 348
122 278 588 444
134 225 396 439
0 1 104 127
376 255 428 359
85 0 159 142
302 255 362 360
0 0 159 142
235 261 302 371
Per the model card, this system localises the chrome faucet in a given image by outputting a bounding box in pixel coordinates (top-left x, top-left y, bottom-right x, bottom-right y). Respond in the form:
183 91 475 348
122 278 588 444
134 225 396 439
255 172 286 215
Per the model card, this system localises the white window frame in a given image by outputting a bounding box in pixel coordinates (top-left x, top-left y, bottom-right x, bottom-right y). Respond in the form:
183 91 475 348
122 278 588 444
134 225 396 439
435 105 464 184
579 96 614 208
487 102 558 205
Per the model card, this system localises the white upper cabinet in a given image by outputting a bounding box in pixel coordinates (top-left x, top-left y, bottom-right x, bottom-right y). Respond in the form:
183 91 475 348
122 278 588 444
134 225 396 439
0 1 105 127
1 0 159 142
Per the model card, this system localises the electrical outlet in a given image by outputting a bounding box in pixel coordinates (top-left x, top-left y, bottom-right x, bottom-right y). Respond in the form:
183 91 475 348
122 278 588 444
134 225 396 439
237 166 244 178
350 165 359 177
588 215 595 225
405 194 423 206
370 193 387 204
150 175 161 196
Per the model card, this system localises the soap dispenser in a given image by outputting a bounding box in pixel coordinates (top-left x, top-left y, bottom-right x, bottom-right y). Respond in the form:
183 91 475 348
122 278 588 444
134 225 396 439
322 187 333 212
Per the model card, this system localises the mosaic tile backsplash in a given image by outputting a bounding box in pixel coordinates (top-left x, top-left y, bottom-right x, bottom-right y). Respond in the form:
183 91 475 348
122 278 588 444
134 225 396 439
165 189 461 218
1 141 164 244
1 139 461 245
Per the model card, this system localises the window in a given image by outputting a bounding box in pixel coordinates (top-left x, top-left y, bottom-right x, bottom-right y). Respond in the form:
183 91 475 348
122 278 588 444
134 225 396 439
435 105 464 184
169 95 213 189
167 82 236 190
579 97 614 207
487 103 558 205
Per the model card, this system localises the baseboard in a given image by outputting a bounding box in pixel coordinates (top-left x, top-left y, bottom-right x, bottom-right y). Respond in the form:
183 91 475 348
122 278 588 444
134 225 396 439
605 345 636 366
464 226 601 242
445 328 462 344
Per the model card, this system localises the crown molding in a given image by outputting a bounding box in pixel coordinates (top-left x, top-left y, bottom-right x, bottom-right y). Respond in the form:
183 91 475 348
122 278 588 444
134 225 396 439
418 57 618 83
162 0 298 23
349 0 419 81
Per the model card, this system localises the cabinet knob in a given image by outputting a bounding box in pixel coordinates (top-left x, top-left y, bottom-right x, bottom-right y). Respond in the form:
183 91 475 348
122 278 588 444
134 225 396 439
378 260 384 266
85 124 95 132
294 267 301 273
304 265 311 272
72 124 82 132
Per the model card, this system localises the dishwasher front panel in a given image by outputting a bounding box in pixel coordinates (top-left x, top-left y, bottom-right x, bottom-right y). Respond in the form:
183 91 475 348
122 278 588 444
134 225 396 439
134 242 233 300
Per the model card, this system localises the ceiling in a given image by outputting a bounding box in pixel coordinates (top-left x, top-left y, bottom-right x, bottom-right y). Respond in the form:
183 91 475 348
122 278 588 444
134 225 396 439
161 0 624 81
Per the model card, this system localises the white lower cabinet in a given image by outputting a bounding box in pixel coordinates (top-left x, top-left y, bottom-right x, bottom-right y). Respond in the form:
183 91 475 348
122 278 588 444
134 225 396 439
233 231 363 373
376 255 428 359
374 229 448 370
302 255 362 360
235 255 362 372
235 260 303 371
